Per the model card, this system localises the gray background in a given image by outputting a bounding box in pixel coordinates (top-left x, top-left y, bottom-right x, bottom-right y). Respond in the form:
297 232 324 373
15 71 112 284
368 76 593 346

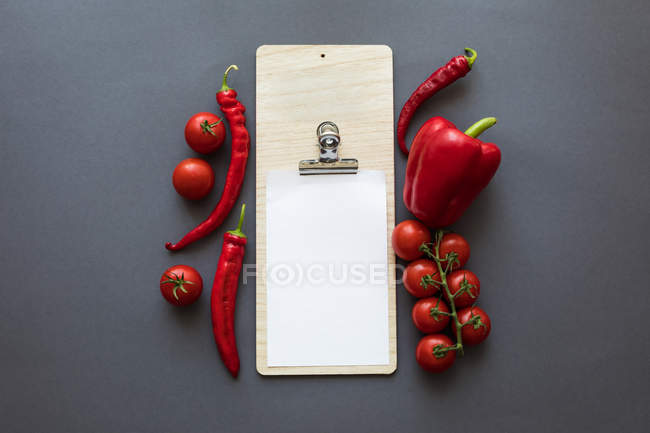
1 1 648 432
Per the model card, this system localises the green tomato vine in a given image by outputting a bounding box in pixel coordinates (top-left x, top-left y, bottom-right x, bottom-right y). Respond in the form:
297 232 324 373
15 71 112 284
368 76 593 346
419 230 486 358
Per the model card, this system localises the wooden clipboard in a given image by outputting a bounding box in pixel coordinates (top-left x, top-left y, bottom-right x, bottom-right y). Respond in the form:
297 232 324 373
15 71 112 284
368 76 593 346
255 45 396 375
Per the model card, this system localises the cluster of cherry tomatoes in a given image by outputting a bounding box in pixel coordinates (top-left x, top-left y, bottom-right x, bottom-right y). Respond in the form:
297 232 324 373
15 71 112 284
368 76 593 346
392 220 491 373
171 112 226 201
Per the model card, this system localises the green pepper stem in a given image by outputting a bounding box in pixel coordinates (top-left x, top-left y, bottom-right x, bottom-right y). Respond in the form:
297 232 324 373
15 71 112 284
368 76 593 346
464 47 477 69
464 117 497 138
227 203 247 238
220 64 239 92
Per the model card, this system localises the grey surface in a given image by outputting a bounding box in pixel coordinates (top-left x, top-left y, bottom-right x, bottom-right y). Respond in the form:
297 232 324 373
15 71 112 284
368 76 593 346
1 1 649 432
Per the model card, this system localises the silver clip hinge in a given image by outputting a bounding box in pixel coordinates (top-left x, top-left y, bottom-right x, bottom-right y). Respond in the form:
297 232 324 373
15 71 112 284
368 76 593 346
299 121 359 175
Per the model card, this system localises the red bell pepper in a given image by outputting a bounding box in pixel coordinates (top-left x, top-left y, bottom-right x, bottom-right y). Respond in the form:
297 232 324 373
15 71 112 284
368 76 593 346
404 116 501 228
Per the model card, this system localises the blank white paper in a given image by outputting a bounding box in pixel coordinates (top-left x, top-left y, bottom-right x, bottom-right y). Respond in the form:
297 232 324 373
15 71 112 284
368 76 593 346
266 170 389 367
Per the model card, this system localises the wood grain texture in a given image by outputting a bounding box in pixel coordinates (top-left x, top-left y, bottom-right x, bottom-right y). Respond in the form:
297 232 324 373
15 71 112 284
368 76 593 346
256 45 396 375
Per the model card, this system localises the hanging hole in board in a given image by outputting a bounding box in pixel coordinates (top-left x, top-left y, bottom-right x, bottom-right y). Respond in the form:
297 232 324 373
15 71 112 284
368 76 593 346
320 53 325 58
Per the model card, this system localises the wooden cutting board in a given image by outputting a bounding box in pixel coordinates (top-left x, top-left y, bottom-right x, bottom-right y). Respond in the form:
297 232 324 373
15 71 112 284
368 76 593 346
255 45 396 375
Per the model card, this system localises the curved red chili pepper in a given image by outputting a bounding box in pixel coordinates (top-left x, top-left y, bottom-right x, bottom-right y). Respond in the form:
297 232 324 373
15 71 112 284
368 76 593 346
166 65 250 251
397 48 476 155
211 204 247 377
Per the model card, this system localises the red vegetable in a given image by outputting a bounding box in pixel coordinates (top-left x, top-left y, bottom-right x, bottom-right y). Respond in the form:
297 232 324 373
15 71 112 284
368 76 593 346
185 112 226 154
391 219 431 261
397 48 476 155
415 230 492 371
404 116 501 228
415 334 456 373
446 270 480 307
453 306 491 345
402 259 440 298
412 297 450 334
159 265 203 306
418 230 477 362
210 204 247 377
172 158 215 200
437 232 470 271
166 65 250 251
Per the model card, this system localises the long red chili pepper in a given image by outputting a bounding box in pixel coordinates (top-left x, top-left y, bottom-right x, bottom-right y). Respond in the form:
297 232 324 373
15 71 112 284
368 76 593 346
397 48 477 155
211 203 247 377
166 65 250 251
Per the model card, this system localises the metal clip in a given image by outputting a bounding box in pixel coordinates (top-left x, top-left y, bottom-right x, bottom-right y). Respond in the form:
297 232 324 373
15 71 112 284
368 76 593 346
299 121 359 175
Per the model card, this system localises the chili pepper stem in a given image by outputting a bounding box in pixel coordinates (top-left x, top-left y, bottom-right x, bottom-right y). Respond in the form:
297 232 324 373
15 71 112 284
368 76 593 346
464 117 497 138
220 64 239 92
227 204 247 238
464 47 477 69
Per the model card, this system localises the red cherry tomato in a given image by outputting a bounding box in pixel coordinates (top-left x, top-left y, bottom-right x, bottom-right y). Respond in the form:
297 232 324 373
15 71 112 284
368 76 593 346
172 158 214 200
416 334 456 373
453 306 491 345
438 233 470 271
402 259 440 298
412 297 450 333
446 270 480 307
392 220 431 260
159 265 203 306
184 112 226 154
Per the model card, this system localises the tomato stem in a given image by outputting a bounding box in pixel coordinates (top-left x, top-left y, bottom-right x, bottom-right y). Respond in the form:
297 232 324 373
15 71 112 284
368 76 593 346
420 230 465 356
452 275 477 300
163 272 194 301
200 119 222 136
462 309 488 330
428 296 451 321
